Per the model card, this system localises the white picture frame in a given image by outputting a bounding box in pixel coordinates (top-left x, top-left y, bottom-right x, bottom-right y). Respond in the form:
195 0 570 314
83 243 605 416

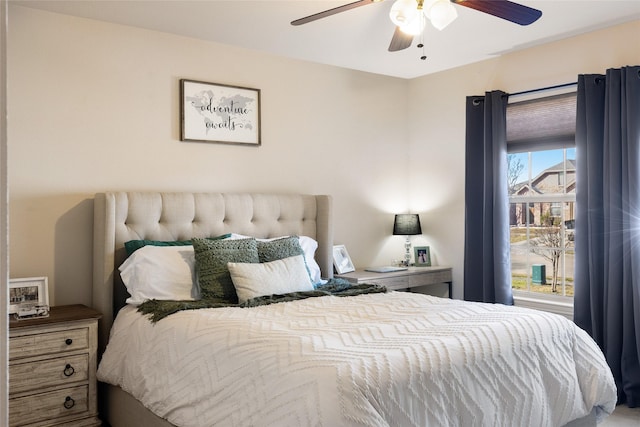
333 245 355 274
9 277 49 314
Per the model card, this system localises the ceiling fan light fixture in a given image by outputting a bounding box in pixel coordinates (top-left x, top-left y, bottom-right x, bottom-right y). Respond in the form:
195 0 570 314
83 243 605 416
399 12 426 35
426 0 458 31
389 0 418 27
292 0 542 54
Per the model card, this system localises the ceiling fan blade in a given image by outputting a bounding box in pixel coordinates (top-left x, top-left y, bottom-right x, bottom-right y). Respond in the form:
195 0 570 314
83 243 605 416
291 0 378 26
388 27 413 52
451 0 542 26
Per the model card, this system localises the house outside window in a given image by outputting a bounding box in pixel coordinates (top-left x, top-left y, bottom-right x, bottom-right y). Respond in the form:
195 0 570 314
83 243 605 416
506 91 577 300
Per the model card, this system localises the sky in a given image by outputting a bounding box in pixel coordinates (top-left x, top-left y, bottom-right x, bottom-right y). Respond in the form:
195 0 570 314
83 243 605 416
511 148 576 183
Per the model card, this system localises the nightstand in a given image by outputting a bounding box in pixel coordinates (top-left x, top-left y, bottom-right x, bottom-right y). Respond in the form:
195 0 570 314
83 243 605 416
9 304 102 427
336 266 453 297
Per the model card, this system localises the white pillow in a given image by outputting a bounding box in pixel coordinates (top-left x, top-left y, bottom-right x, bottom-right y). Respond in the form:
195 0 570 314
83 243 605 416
298 236 322 285
119 245 198 305
229 234 323 285
227 255 314 304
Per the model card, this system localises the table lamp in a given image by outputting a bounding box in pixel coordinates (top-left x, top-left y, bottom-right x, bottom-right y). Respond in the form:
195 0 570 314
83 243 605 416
393 214 422 266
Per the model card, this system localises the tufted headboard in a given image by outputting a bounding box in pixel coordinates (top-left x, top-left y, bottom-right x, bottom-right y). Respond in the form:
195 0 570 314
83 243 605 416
92 192 333 352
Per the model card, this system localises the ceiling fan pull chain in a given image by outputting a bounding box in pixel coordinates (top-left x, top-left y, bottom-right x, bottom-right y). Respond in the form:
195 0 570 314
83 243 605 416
417 32 427 61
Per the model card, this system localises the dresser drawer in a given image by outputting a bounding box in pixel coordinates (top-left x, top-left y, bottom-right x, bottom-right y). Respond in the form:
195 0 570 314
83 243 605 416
10 354 89 395
9 385 89 426
9 327 89 360
377 276 410 290
409 269 453 287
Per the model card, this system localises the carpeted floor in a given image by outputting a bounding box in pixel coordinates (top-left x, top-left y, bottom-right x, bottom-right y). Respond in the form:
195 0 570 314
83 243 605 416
600 404 640 426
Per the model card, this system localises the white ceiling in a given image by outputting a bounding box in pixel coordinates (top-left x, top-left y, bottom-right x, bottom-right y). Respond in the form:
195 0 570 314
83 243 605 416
13 0 640 79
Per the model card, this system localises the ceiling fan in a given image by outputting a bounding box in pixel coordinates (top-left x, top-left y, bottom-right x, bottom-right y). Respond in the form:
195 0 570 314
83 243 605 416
291 0 542 53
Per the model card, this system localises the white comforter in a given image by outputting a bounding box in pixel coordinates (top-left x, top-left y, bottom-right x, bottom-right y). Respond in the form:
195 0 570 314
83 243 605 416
97 292 616 427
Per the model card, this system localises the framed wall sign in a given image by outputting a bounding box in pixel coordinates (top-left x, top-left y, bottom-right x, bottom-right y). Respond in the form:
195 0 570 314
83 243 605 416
180 79 261 146
9 277 49 314
333 245 355 274
414 246 431 267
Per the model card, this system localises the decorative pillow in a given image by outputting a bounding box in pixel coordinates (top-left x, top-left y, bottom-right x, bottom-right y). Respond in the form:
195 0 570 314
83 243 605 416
227 255 314 304
230 234 323 285
257 236 305 263
119 245 197 305
124 234 232 256
297 236 322 285
192 237 259 303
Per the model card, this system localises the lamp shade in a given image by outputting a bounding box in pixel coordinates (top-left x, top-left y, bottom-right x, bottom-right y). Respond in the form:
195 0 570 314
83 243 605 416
393 214 422 236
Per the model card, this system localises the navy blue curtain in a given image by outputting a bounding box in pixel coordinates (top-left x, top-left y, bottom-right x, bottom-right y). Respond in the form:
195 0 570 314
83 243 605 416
574 66 640 407
464 91 513 304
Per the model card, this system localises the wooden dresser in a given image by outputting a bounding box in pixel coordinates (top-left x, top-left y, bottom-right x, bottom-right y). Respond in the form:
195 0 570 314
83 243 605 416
9 305 102 427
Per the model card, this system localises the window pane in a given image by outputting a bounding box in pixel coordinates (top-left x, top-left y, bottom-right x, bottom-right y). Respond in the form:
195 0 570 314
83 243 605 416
508 153 528 195
531 149 565 195
510 204 531 292
566 148 576 195
508 151 576 298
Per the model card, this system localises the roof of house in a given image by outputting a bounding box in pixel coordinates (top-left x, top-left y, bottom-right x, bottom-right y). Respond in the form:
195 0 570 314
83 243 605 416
512 158 576 196
544 159 576 172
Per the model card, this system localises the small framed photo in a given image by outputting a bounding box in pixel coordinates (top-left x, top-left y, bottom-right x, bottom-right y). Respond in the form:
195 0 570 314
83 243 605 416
414 246 431 267
180 79 261 146
333 245 355 274
9 277 49 314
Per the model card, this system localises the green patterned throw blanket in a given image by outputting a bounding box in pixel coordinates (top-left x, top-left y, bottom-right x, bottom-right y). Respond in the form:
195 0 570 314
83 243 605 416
137 278 386 322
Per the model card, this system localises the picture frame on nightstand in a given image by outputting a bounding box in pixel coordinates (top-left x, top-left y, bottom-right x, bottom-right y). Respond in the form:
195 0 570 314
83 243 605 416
333 245 355 274
9 276 49 315
414 246 431 267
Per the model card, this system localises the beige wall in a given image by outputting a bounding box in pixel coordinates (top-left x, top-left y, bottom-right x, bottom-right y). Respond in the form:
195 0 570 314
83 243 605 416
7 4 639 304
8 5 411 306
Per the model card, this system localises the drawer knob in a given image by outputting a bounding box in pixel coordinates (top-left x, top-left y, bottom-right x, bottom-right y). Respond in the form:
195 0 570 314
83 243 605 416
63 364 75 377
65 338 73 345
63 396 75 410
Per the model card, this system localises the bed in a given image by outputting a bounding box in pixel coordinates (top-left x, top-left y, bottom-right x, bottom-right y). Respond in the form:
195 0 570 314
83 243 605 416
92 191 616 427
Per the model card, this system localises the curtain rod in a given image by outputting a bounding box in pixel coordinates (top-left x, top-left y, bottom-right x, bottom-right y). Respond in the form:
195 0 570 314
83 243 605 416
471 81 578 105
509 81 577 98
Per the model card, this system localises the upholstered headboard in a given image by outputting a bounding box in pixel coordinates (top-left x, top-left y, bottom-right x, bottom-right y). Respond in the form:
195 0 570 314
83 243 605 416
92 192 333 352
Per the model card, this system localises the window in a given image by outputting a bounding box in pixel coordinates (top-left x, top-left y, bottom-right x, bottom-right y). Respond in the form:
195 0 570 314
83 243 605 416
508 149 575 297
507 92 577 298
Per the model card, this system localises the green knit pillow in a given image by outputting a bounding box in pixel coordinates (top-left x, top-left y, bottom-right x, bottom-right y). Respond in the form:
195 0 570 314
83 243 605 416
192 237 259 303
125 233 232 256
257 237 315 281
257 236 305 263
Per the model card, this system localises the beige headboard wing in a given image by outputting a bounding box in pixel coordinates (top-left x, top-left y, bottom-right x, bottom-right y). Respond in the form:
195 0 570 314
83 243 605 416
93 192 333 352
